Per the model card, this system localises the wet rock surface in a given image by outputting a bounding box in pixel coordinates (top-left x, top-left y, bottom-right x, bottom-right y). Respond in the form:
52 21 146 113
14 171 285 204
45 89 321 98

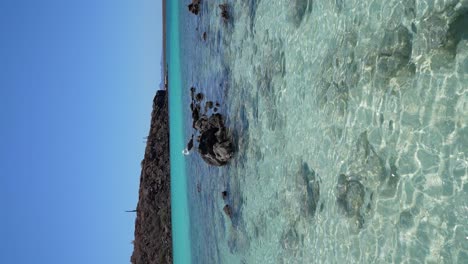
187 87 234 166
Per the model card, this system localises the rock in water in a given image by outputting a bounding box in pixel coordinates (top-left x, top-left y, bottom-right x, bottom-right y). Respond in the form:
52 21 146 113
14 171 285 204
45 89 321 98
196 114 234 166
223 204 232 218
189 86 234 166
287 0 313 27
300 162 320 216
186 136 194 151
219 4 230 22
188 0 201 15
336 174 368 228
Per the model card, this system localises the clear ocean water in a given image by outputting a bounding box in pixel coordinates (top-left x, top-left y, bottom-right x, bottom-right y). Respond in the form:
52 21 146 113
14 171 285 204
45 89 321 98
171 0 468 263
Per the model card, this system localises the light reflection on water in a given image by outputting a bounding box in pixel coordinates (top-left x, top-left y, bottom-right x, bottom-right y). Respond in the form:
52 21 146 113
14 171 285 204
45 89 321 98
179 0 468 263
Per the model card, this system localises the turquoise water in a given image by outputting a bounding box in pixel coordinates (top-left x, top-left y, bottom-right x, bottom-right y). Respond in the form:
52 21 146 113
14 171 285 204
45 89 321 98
167 0 192 263
175 0 468 263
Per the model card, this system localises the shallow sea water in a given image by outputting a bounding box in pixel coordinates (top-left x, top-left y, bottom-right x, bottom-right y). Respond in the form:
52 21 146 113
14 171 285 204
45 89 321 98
179 0 468 263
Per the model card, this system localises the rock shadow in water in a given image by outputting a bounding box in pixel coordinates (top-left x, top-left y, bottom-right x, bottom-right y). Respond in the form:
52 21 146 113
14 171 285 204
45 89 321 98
444 8 468 57
287 0 313 27
375 25 414 83
336 132 402 229
336 174 371 229
298 162 321 217
254 35 286 130
280 219 305 259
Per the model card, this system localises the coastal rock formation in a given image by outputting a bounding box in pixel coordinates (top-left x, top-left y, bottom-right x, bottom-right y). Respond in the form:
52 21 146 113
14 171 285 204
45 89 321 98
195 113 234 166
188 87 234 166
131 90 172 264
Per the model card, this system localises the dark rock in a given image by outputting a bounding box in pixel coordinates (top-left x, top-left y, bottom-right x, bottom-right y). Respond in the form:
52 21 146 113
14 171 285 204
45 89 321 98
187 136 194 151
197 114 234 166
223 204 232 218
188 0 201 15
191 107 200 128
195 92 204 102
219 4 230 21
188 87 234 166
222 190 228 200
202 32 207 41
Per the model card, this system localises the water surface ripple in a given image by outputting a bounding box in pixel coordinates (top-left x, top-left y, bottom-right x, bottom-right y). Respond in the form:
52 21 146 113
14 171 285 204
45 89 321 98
180 0 468 263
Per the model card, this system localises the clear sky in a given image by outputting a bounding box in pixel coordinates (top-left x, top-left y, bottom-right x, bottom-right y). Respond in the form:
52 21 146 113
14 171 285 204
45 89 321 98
0 1 162 263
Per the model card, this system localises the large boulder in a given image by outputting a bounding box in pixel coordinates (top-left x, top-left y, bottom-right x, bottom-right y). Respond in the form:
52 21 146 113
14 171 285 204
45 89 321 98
196 114 234 166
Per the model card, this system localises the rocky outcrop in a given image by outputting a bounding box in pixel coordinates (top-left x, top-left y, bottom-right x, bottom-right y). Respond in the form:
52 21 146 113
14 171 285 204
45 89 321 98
195 113 234 166
131 90 172 264
187 87 234 166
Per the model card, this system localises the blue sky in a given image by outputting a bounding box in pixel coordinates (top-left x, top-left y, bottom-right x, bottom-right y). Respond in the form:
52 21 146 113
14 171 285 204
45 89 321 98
0 1 162 263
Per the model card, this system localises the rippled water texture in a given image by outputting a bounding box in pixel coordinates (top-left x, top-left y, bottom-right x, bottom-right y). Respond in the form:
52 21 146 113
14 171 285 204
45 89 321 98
180 0 468 263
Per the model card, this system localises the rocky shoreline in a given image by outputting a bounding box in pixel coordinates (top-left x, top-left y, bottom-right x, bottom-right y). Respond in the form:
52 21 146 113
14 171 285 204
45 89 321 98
131 90 172 264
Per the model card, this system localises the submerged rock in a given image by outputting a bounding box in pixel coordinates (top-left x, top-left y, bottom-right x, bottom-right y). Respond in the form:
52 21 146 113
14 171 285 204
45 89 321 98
287 0 313 27
300 162 320 216
336 174 370 229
